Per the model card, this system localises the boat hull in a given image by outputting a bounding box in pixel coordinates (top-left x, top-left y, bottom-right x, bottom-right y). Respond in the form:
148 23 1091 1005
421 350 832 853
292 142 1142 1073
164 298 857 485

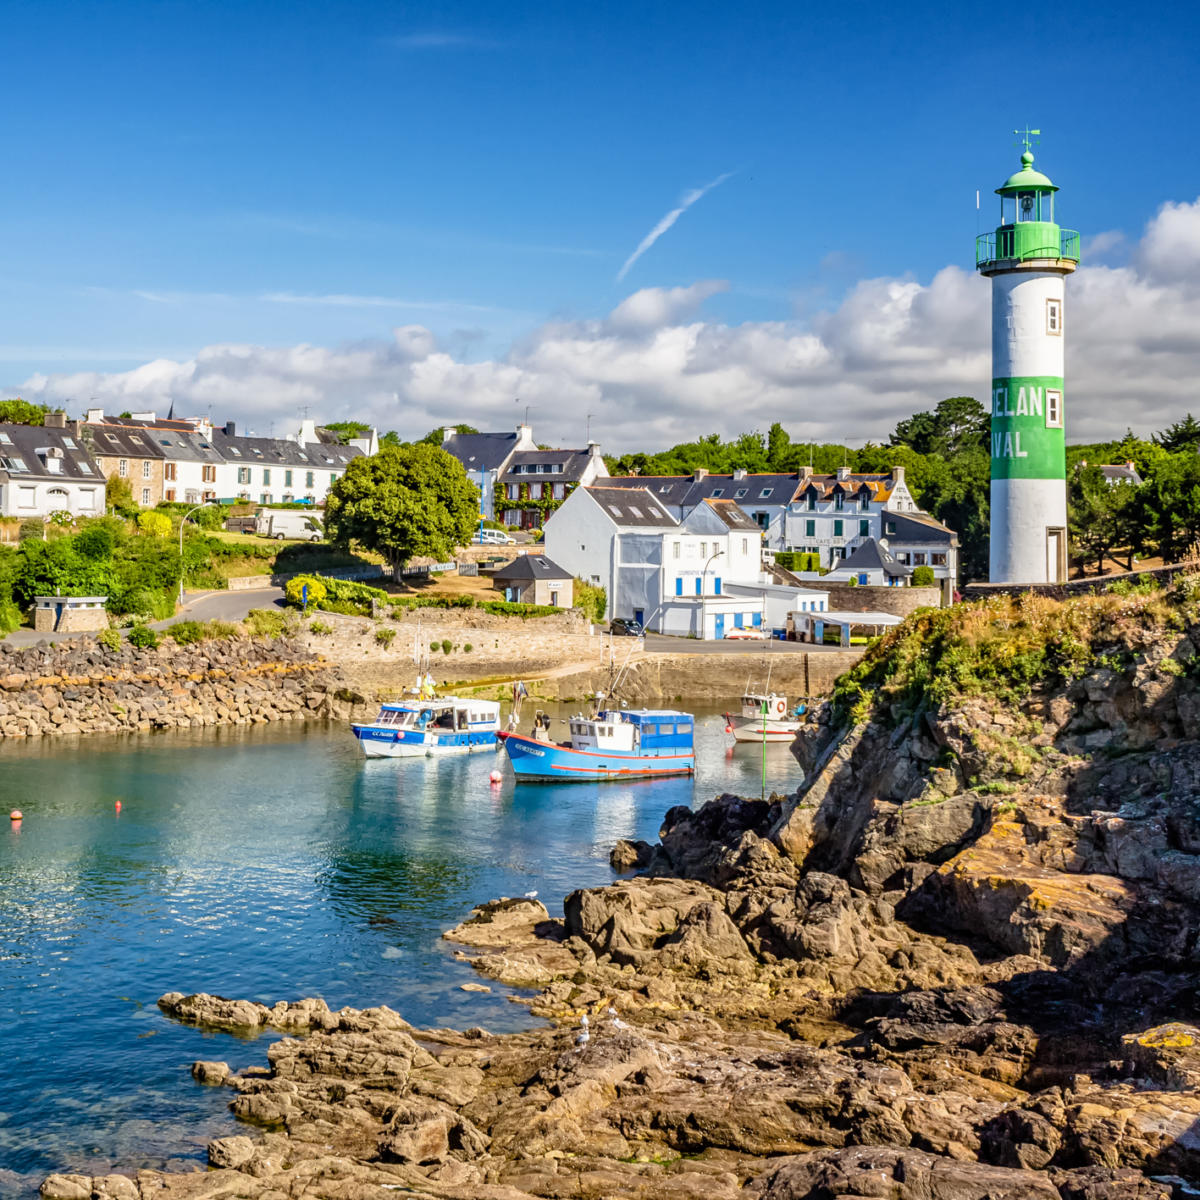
352 726 499 758
730 719 801 743
500 732 694 782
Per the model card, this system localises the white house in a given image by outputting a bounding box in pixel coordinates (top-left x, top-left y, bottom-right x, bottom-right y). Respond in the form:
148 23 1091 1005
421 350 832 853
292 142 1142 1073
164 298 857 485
212 420 363 504
723 580 829 631
544 487 766 638
822 538 913 587
441 425 537 520
0 423 105 517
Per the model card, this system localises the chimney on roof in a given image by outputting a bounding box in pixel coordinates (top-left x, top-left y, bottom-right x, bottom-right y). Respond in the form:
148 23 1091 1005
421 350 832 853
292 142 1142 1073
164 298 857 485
798 465 813 481
1079 459 1087 469
588 441 602 457
297 418 317 445
85 407 104 423
693 468 709 481
892 465 905 483
129 411 157 422
224 421 236 437
837 466 851 481
42 412 67 429
732 468 747 481
515 423 535 449
38 447 64 474
1126 460 1136 471
442 426 456 442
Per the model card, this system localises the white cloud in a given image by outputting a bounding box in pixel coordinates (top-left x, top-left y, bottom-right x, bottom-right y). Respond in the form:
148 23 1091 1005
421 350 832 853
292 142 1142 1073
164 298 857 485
616 172 734 282
15 198 1200 449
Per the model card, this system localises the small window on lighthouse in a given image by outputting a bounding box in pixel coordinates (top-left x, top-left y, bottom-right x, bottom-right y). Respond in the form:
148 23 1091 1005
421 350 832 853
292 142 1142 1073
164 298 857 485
1045 390 1063 429
1046 299 1062 335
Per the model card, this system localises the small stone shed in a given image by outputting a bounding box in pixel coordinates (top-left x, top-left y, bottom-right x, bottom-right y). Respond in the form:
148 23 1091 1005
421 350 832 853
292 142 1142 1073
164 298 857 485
491 554 574 608
34 595 109 633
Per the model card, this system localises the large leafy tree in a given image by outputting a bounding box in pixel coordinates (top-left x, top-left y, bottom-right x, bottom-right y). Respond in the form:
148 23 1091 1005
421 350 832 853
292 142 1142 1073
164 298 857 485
891 396 989 457
0 398 51 425
324 445 479 570
1154 413 1200 454
1069 464 1138 575
1133 452 1200 563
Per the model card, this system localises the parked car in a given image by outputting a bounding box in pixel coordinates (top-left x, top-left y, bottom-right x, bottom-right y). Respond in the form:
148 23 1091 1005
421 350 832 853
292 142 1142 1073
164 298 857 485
609 618 643 637
471 528 515 545
723 626 771 640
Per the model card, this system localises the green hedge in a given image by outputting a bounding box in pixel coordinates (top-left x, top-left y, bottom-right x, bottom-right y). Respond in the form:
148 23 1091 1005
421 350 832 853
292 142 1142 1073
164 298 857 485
388 594 560 619
775 551 824 573
283 573 388 616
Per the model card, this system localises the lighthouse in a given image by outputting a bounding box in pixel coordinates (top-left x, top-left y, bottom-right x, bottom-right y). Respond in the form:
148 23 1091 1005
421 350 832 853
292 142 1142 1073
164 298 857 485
977 133 1079 584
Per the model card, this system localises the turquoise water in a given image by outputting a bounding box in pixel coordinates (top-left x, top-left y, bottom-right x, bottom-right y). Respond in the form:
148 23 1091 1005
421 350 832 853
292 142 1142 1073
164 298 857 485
0 712 799 1194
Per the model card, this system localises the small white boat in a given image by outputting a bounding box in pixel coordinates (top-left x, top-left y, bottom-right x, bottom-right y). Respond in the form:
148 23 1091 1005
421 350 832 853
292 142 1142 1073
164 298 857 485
352 697 502 757
726 692 805 743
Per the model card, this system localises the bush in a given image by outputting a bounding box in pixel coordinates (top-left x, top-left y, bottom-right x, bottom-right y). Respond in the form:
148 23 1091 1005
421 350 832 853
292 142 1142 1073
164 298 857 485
127 623 158 649
310 620 332 636
47 510 74 528
202 620 239 639
846 575 858 587
375 627 396 648
911 565 936 587
285 574 328 609
137 510 172 538
169 620 205 645
243 608 296 638
441 638 452 654
775 550 823 573
430 641 439 651
574 579 606 624
463 643 472 653
18 518 43 543
97 626 122 651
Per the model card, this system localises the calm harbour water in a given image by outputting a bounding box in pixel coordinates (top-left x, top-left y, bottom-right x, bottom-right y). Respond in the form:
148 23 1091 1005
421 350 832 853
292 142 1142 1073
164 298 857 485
0 709 799 1194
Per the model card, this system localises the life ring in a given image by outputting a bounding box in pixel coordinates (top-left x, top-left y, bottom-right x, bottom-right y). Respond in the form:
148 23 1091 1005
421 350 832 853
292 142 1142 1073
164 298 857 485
773 698 786 716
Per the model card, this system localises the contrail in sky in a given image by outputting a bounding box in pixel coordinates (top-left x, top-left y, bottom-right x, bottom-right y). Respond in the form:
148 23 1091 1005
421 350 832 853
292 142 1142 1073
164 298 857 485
616 171 734 282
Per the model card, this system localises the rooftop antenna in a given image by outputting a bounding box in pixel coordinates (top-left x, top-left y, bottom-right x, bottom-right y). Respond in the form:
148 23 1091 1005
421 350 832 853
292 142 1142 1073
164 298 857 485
586 412 595 442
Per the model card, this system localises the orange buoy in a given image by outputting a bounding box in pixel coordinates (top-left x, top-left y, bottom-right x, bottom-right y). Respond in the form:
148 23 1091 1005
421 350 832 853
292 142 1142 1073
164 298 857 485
489 770 502 784
9 810 22 821
115 800 121 813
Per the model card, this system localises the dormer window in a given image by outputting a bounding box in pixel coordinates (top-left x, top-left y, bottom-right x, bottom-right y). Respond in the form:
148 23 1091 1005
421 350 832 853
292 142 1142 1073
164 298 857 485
806 492 815 511
62 437 77 449
710 489 724 498
759 488 773 498
0 433 10 445
735 488 748 499
230 447 241 456
835 493 844 511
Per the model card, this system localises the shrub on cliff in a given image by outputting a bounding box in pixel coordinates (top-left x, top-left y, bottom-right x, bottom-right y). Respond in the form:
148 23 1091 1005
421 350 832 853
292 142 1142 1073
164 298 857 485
97 626 121 651
829 587 1187 728
244 608 299 638
574 579 606 624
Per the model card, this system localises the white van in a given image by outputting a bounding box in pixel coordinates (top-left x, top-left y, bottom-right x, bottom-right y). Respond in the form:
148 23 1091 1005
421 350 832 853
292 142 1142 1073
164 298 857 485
472 528 515 545
255 509 324 541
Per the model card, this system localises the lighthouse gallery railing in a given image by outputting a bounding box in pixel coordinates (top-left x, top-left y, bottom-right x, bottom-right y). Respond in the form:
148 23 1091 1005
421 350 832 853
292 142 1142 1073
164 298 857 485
976 228 1080 267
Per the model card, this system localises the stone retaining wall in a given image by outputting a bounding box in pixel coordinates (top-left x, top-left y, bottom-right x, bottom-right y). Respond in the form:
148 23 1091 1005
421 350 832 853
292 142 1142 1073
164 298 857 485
0 637 345 739
961 560 1200 603
820 584 942 616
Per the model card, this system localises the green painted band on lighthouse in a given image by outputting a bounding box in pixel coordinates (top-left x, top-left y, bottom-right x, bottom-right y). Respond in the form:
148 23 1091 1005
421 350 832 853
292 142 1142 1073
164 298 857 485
990 375 1066 479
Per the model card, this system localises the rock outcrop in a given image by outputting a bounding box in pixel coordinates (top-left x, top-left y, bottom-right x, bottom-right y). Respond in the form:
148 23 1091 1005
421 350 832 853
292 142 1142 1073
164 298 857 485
40 585 1200 1198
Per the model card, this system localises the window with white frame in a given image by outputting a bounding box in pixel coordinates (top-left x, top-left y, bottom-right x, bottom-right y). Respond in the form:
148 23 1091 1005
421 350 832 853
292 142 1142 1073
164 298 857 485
141 487 151 504
118 459 128 477
1045 389 1063 428
142 460 151 479
672 542 680 559
1046 298 1062 335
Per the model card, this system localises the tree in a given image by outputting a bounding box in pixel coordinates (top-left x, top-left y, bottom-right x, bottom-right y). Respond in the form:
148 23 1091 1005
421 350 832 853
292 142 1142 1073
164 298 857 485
1154 413 1200 454
891 397 988 457
322 421 370 444
324 444 479 571
1069 464 1137 575
106 474 136 515
911 565 935 587
0 398 50 425
1133 452 1200 563
418 423 478 446
136 510 172 538
766 422 793 471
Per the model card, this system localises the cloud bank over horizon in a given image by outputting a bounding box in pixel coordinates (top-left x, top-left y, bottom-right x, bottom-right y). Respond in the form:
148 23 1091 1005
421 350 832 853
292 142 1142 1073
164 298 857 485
12 198 1200 453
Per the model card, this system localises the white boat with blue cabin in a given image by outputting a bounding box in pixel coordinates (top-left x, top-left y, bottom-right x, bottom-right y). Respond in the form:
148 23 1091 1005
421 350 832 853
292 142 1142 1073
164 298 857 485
499 708 694 781
352 697 502 758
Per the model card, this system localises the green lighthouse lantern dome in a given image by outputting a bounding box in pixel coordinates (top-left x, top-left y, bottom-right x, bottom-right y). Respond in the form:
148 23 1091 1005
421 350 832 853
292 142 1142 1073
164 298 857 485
976 138 1079 271
997 150 1058 225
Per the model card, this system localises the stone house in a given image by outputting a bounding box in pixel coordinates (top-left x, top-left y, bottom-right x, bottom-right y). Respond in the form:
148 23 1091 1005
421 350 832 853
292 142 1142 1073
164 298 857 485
75 416 166 507
490 554 574 607
441 425 538 520
496 444 609 529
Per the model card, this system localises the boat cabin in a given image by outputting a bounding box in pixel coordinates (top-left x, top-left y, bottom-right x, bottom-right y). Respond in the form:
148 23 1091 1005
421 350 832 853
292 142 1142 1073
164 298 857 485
371 700 499 732
565 709 693 754
741 693 789 721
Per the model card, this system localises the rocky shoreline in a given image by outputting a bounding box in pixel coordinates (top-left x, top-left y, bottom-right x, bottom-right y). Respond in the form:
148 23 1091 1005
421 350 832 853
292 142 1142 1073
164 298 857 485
38 588 1200 1199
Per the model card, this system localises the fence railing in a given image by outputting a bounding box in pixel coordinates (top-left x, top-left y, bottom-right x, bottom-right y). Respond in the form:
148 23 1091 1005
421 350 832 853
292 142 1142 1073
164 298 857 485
976 228 1080 266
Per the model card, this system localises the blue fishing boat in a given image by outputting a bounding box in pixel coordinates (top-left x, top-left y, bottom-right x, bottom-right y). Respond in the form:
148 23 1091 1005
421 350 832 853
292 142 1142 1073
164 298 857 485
499 708 694 781
352 697 502 758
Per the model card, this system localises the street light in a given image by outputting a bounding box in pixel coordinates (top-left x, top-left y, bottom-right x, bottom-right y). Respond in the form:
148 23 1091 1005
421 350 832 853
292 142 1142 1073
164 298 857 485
700 548 724 639
178 500 215 605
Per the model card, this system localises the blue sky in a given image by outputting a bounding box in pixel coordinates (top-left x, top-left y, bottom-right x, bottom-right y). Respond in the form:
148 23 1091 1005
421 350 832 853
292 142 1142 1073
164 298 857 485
4 0 1199 446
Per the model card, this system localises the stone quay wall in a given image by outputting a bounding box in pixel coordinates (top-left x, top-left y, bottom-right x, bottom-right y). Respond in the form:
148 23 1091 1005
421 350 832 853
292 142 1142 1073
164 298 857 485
819 584 942 616
0 637 344 739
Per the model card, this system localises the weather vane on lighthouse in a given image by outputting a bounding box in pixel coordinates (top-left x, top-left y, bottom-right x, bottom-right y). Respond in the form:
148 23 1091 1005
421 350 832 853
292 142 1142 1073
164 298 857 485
1013 126 1041 153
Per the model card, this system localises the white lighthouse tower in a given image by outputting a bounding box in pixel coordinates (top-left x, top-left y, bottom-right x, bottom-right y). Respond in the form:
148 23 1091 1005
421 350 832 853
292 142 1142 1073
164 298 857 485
977 132 1079 583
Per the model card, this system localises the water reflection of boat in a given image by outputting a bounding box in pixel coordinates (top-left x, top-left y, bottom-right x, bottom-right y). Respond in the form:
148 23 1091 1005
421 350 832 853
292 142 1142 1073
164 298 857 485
725 692 805 743
499 708 695 782
352 698 501 758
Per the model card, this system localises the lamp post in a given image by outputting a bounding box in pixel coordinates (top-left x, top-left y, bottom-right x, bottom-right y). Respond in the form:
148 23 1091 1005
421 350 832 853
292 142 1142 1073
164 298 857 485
700 548 724 638
178 501 213 605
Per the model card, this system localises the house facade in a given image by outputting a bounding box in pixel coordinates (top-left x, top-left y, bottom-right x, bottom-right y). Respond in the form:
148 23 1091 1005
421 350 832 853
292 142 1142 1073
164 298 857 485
544 487 766 638
0 422 105 517
822 538 913 587
212 420 362 504
496 444 609 529
75 417 166 507
441 425 537 520
490 554 574 607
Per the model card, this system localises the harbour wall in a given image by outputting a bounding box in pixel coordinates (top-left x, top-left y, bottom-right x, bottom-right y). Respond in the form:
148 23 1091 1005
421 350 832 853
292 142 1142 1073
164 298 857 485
0 637 346 740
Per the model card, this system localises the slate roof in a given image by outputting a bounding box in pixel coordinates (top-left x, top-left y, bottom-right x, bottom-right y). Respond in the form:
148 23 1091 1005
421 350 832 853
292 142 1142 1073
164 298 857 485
1100 463 1143 486
798 473 898 502
500 448 595 482
442 432 522 473
881 510 957 545
80 422 167 460
0 423 103 482
491 554 574 582
211 431 361 469
598 472 807 509
701 498 761 531
840 538 911 578
584 486 677 528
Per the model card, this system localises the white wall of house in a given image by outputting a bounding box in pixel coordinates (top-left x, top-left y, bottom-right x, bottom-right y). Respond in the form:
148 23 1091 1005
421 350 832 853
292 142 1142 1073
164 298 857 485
723 582 829 629
0 478 104 517
543 489 623 617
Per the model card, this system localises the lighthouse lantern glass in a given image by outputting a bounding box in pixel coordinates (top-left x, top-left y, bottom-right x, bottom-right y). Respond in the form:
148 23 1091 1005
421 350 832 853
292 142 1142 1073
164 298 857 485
1018 192 1035 221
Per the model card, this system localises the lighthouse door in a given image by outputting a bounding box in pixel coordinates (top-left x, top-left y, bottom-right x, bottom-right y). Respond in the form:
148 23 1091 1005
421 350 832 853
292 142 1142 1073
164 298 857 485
1046 528 1066 583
